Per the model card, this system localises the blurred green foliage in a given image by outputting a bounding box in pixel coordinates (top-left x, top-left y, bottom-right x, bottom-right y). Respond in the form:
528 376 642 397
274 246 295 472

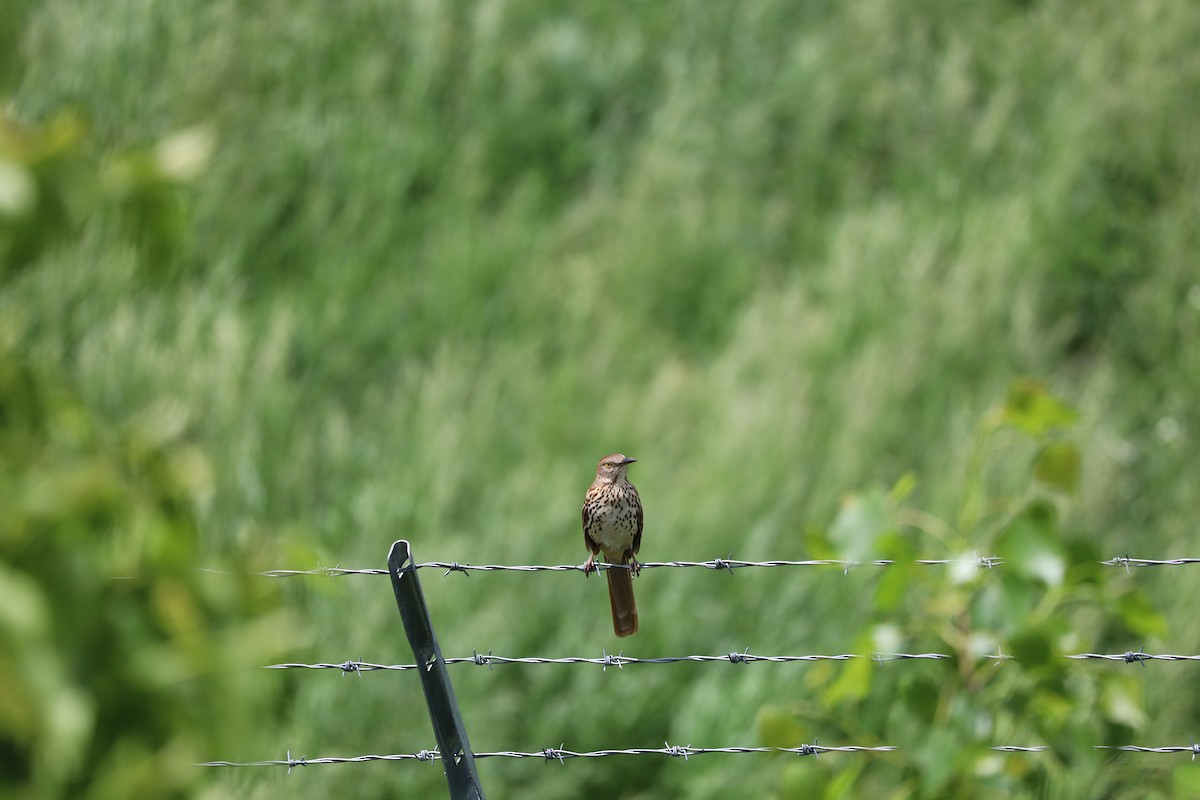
1 113 211 277
3 1 1200 798
1 113 286 799
768 384 1162 797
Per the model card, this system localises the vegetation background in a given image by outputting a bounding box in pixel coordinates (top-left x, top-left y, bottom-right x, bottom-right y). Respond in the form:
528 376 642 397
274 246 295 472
3 1 1199 797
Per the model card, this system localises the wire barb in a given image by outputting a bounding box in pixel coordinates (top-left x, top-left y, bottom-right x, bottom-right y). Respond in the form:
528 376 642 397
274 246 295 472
285 750 306 775
709 555 736 574
1123 647 1149 668
663 742 691 760
601 649 624 671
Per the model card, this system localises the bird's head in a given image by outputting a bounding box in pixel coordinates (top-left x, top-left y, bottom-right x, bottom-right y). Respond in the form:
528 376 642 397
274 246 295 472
595 453 637 483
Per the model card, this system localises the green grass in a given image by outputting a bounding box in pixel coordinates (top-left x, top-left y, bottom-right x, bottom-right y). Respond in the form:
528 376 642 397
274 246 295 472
5 0 1200 797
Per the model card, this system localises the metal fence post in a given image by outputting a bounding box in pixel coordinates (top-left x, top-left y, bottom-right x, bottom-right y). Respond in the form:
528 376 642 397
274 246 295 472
387 540 486 800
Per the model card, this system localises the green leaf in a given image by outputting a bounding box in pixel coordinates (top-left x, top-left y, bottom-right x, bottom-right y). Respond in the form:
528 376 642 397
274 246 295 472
803 524 837 560
1063 537 1105 586
823 763 863 800
872 557 910 612
916 726 961 797
823 649 873 705
1008 626 1058 674
820 629 880 706
997 501 1064 586
1116 588 1169 639
777 760 831 800
888 471 918 504
1033 440 1081 493
756 706 806 748
899 673 943 724
1099 673 1146 729
873 531 917 611
995 573 1038 633
829 489 891 562
1001 379 1079 438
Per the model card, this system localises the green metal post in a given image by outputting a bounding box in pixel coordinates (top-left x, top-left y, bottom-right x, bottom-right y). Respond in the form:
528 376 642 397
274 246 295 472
387 540 485 799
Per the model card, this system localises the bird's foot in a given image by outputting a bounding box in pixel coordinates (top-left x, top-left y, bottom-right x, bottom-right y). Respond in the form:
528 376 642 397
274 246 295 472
628 554 642 577
583 554 597 576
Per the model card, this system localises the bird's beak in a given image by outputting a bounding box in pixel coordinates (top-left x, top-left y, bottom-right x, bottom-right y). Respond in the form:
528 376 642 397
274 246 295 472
621 457 637 465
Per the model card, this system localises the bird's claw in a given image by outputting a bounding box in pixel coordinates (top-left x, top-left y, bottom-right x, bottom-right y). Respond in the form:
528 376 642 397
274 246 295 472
629 554 642 577
583 554 597 576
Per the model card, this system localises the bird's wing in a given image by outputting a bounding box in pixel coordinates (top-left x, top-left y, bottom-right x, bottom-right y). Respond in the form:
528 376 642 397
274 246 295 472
632 484 643 555
582 502 601 554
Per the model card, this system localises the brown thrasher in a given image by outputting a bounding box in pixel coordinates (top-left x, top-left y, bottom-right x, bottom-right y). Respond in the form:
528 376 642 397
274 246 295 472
582 453 643 637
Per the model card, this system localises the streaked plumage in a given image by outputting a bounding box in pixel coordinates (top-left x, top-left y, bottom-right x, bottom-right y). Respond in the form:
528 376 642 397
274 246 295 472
582 453 643 637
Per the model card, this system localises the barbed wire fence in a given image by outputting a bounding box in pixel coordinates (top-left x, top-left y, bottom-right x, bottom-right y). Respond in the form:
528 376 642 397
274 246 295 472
259 647 1200 675
202 553 1200 579
201 741 1200 771
199 545 1200 797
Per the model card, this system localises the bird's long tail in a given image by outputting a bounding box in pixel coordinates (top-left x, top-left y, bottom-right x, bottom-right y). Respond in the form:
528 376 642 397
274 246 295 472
606 564 638 637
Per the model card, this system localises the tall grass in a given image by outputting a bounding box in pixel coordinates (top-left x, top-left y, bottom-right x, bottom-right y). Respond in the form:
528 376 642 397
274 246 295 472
7 0 1200 796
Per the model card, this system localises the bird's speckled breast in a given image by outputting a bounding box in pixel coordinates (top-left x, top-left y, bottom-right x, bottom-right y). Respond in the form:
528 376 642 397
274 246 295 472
584 483 640 555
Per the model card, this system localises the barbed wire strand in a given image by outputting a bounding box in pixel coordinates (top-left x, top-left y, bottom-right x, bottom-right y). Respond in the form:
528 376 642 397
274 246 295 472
199 741 1200 769
1066 652 1200 664
264 651 943 673
197 742 896 769
203 554 1200 579
1101 557 1200 571
228 557 1001 578
1097 743 1200 760
264 648 1200 674
991 746 1048 752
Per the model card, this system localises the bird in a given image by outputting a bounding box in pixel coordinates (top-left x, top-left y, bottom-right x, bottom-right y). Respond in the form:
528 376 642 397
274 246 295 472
582 453 643 637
